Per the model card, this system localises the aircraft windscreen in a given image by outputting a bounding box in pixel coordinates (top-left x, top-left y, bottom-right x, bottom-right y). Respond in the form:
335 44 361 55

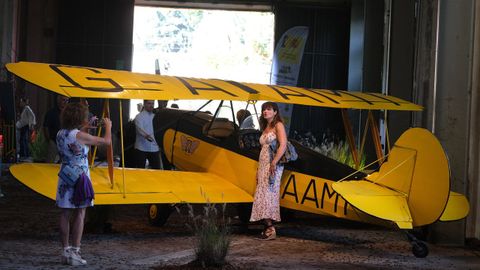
210 100 262 130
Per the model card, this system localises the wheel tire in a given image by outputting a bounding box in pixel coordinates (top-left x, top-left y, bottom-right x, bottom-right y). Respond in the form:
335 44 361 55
412 241 429 258
148 204 173 227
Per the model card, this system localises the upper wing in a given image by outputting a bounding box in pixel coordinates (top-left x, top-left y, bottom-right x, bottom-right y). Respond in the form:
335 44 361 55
9 163 253 204
6 61 422 111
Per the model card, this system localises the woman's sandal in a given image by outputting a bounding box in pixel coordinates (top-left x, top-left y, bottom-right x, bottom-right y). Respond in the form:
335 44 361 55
257 225 276 240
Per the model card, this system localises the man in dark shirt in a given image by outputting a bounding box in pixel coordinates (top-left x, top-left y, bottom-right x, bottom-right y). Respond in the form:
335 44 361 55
43 95 69 163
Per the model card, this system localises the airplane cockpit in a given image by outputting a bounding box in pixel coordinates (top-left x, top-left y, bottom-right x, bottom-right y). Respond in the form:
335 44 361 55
194 100 262 149
200 115 261 150
238 129 261 150
202 117 236 138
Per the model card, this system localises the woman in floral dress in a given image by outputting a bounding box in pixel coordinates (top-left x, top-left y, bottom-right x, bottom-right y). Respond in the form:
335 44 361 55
56 102 112 265
250 102 287 240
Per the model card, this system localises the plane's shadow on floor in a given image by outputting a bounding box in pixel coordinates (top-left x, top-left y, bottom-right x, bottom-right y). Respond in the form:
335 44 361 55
229 212 393 246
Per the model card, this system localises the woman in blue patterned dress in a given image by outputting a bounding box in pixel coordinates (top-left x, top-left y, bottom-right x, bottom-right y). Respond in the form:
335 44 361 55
250 102 287 240
57 102 111 265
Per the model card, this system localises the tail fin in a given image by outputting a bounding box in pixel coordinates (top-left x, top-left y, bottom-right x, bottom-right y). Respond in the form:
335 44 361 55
333 128 464 228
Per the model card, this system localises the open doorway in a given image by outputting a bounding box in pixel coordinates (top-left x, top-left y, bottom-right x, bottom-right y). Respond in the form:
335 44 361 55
130 5 274 120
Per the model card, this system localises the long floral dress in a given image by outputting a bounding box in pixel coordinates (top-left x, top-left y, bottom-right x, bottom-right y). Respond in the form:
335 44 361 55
55 129 93 208
250 132 284 222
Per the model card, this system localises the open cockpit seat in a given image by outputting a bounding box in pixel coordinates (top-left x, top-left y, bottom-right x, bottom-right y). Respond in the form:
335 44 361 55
193 111 213 121
203 118 235 138
238 129 261 149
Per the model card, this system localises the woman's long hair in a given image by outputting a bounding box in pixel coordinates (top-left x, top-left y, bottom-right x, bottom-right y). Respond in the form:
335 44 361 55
61 102 89 130
259 102 283 131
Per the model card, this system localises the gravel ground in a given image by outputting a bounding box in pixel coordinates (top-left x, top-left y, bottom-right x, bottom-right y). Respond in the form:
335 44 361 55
1 168 480 270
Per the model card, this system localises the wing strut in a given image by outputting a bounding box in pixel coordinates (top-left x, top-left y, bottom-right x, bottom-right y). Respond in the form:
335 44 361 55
104 100 114 188
90 99 114 188
368 111 384 165
119 100 126 198
341 109 387 170
341 109 360 169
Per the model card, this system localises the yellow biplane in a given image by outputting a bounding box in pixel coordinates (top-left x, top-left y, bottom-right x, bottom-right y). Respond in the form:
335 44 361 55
6 61 469 258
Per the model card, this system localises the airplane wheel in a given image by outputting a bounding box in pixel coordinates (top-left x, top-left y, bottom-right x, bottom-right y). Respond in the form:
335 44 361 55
148 204 173 227
412 240 429 258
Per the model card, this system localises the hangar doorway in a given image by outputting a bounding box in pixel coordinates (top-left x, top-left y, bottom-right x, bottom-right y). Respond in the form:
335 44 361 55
130 5 274 119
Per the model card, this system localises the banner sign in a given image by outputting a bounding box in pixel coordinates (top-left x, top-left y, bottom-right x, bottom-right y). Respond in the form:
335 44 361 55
270 26 309 135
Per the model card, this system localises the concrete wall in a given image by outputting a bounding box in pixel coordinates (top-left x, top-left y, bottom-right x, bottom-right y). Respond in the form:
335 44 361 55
9 0 133 133
22 0 58 129
347 0 384 161
466 0 480 240
427 0 474 244
0 0 15 82
412 0 438 131
388 0 416 142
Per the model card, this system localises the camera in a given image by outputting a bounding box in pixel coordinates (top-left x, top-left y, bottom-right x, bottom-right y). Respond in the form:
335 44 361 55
89 117 103 128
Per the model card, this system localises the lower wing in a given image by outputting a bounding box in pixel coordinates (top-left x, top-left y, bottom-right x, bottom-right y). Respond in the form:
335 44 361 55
10 163 253 204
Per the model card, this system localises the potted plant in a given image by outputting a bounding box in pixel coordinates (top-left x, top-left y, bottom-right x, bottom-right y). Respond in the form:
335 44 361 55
29 130 48 162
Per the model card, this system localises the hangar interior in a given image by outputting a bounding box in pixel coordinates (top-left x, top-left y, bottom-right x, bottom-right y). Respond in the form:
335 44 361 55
0 0 478 245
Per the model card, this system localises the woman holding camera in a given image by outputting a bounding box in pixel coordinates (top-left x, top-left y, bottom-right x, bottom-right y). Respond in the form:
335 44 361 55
56 102 111 266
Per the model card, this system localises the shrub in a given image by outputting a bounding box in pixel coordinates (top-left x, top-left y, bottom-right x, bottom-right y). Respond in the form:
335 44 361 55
294 130 367 169
318 140 366 169
29 130 48 162
181 193 231 268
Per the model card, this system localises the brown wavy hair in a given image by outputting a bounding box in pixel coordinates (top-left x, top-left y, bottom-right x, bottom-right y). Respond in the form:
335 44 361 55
236 109 251 125
61 102 89 130
259 102 283 131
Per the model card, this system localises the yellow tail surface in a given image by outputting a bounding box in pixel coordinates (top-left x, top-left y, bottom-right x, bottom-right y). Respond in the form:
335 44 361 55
333 128 469 229
440 191 470 221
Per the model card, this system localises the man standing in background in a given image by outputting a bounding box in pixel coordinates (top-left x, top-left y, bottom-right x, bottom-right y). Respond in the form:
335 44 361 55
134 100 160 169
16 98 36 161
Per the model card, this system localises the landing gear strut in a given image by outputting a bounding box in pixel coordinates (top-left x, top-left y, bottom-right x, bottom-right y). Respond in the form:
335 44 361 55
406 231 429 258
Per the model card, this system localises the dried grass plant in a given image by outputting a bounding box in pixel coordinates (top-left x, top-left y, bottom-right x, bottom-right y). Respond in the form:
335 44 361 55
178 190 231 268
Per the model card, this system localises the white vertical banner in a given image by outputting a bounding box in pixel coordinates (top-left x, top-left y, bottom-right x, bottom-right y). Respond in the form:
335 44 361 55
270 26 309 135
